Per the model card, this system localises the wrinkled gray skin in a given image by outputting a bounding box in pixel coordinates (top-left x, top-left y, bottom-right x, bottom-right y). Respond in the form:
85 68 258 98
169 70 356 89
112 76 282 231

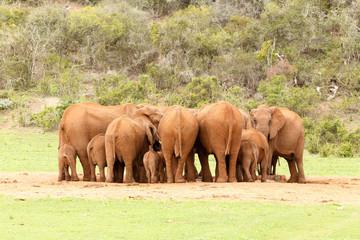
237 140 259 182
87 133 107 182
58 144 79 181
143 148 160 183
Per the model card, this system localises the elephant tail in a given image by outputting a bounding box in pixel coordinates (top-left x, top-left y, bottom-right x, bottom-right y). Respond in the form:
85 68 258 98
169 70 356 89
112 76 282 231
87 143 94 165
64 154 71 166
174 107 182 158
58 122 66 149
225 106 233 156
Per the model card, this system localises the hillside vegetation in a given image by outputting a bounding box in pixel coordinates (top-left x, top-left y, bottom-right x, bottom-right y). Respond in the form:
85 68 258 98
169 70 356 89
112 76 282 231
0 0 359 157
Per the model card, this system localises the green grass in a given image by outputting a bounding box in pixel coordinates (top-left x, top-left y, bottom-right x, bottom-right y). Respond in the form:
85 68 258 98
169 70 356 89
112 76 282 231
0 129 58 172
0 129 359 177
0 195 359 240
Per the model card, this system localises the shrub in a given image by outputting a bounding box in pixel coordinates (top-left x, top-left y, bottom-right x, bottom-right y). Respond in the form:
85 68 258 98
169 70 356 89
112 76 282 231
94 74 157 105
185 76 222 108
0 99 14 110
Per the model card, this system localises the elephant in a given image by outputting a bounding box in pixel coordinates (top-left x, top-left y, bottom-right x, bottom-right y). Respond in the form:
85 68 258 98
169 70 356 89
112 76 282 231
105 111 161 183
239 109 252 129
58 144 79 182
250 104 305 183
195 101 243 183
237 140 259 182
158 105 199 183
241 128 269 182
143 147 161 183
87 133 106 182
58 102 139 181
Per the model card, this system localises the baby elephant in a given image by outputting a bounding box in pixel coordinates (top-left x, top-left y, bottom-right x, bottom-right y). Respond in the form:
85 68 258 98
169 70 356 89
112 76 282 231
143 148 162 183
87 133 107 182
58 144 79 181
237 140 259 182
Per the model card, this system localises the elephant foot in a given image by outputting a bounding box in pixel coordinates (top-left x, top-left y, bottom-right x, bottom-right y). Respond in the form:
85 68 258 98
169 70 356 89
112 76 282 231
287 176 298 183
167 177 174 183
90 178 96 182
175 177 186 183
72 177 80 181
216 177 228 183
82 176 91 181
125 177 135 183
228 177 237 183
298 177 306 184
261 176 267 182
99 177 106 182
106 177 114 183
202 176 213 182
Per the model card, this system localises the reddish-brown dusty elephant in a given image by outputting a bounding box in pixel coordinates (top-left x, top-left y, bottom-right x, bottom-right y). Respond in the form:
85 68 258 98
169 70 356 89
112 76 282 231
158 105 199 183
58 102 139 181
105 111 161 183
241 128 269 182
237 140 259 182
239 109 252 129
250 104 305 183
143 147 161 183
58 144 79 181
87 133 106 182
195 101 243 183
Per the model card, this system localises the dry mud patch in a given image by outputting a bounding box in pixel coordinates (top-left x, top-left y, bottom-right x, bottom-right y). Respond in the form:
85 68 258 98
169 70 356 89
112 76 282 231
1 172 360 205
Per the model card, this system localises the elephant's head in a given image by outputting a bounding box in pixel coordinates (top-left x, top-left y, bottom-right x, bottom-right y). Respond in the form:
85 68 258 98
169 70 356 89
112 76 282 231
144 121 162 152
134 107 164 129
250 105 285 140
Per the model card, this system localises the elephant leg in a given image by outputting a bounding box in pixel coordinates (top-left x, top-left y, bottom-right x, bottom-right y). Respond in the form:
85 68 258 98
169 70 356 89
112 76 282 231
77 150 91 181
250 160 257 182
236 163 243 182
295 153 306 183
198 147 212 182
164 151 174 183
89 159 96 182
214 151 227 183
271 156 278 175
175 155 187 183
70 161 79 181
114 160 124 183
106 157 116 183
145 168 151 183
242 160 252 182
58 160 65 182
138 160 148 183
98 162 106 182
227 153 238 182
260 154 268 182
65 166 71 181
124 160 135 183
286 158 298 183
185 150 196 182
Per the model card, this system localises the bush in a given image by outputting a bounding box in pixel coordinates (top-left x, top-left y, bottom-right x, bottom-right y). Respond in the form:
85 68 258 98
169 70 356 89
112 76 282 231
0 99 14 110
184 76 222 108
94 74 157 105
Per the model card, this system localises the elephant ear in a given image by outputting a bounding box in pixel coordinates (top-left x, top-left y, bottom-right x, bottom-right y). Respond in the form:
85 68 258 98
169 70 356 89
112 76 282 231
135 107 164 128
144 121 161 150
249 109 257 128
269 107 285 139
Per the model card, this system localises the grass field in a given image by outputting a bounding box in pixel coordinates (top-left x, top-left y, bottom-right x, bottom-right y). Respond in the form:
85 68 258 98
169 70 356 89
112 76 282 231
0 195 359 239
1 128 360 239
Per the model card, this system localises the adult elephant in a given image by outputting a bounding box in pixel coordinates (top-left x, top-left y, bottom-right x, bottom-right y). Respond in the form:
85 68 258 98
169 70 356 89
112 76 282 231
240 128 269 182
158 105 199 183
58 102 139 181
250 104 305 183
196 101 243 183
105 112 161 183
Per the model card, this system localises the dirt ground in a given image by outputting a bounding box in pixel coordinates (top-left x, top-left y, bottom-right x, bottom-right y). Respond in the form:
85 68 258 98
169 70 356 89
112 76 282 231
1 172 360 205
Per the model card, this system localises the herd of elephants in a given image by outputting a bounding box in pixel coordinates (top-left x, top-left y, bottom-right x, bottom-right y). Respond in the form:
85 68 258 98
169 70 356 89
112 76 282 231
57 101 306 184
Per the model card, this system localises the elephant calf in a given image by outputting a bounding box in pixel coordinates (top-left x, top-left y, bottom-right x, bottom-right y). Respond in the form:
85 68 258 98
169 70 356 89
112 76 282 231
237 140 259 182
58 144 79 181
87 133 107 182
143 148 165 183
